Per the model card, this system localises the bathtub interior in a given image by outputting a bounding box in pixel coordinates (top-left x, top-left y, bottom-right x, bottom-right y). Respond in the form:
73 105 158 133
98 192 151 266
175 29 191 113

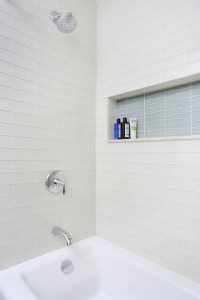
22 245 100 300
21 242 200 300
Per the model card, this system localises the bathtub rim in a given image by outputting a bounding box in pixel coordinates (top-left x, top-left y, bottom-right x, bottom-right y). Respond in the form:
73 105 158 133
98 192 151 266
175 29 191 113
0 236 199 299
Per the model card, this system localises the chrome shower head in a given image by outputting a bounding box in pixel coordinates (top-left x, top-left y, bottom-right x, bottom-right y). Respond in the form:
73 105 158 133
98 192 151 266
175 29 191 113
51 11 77 33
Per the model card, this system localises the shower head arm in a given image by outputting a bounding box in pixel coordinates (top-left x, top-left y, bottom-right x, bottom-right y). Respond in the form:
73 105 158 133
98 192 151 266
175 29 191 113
51 11 61 23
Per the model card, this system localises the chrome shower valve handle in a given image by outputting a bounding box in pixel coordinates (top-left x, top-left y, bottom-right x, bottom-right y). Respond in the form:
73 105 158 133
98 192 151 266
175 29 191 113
54 178 65 194
46 170 66 194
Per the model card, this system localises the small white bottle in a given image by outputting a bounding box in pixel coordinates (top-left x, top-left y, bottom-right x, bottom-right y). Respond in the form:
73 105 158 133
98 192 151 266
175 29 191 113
129 117 137 139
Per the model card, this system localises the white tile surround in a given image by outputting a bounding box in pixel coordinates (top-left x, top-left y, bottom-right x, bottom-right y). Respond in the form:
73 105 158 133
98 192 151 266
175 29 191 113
0 0 96 268
0 0 200 286
96 0 200 283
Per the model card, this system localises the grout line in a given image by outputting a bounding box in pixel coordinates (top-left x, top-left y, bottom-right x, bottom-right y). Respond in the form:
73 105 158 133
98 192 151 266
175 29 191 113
165 89 166 137
144 93 146 138
190 82 192 135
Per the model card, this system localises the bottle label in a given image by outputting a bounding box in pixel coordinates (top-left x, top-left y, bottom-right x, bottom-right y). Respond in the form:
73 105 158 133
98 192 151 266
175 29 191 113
118 124 121 138
125 124 129 137
131 124 136 131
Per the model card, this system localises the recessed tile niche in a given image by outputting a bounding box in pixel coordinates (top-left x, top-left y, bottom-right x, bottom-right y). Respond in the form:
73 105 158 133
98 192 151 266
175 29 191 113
108 80 200 141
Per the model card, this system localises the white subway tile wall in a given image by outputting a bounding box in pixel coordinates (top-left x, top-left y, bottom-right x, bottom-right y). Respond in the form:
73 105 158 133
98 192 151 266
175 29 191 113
96 0 200 283
0 0 96 267
1 0 200 285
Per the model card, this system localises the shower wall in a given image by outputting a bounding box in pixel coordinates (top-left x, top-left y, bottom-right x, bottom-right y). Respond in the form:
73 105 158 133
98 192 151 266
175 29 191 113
0 0 96 268
96 0 200 282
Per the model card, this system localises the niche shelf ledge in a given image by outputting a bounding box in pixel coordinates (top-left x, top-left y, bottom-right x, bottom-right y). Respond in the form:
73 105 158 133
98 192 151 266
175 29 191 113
108 135 200 143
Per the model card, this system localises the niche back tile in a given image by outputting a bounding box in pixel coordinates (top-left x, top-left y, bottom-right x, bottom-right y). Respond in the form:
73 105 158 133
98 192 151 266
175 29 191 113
116 99 127 120
166 84 191 136
115 81 200 139
127 96 145 138
145 91 165 138
191 81 200 134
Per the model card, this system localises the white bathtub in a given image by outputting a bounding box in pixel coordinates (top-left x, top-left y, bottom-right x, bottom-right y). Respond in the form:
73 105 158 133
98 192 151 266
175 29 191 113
0 236 199 300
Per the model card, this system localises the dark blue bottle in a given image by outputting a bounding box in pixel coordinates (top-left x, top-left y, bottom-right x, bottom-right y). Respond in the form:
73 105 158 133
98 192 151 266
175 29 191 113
114 118 121 139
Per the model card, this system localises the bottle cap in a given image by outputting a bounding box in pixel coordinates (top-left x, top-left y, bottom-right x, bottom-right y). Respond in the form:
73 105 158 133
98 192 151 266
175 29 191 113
123 117 127 122
117 118 120 123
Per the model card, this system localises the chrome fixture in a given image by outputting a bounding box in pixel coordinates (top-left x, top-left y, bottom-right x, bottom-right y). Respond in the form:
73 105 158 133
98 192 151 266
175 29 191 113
51 11 77 33
60 259 73 275
52 226 72 245
46 170 66 194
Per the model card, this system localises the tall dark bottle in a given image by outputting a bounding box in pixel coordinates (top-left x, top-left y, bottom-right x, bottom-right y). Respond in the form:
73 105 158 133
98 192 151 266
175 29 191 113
117 118 121 139
121 117 130 139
